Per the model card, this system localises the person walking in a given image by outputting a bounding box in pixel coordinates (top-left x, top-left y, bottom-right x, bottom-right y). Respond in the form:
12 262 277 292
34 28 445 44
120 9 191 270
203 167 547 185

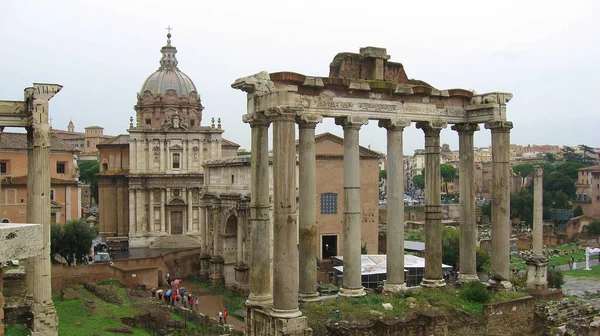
218 310 223 324
223 309 228 324
166 272 172 289
194 295 199 312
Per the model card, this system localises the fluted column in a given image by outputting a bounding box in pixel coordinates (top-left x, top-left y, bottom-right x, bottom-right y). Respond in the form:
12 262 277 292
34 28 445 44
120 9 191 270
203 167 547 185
379 118 410 292
270 107 301 317
297 114 322 302
26 94 59 333
452 123 480 283
335 116 368 298
129 189 136 235
416 120 447 288
130 138 137 173
485 121 513 289
244 112 272 308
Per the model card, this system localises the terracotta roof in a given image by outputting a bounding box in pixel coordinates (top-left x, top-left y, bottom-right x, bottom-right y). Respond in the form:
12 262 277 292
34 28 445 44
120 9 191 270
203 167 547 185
0 132 77 152
222 138 240 147
96 168 129 176
312 132 383 157
1 175 78 185
98 134 129 146
578 164 600 172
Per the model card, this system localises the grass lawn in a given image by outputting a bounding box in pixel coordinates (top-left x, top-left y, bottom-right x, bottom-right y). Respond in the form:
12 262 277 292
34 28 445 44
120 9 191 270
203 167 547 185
563 264 600 278
511 243 587 271
54 285 150 336
4 325 30 336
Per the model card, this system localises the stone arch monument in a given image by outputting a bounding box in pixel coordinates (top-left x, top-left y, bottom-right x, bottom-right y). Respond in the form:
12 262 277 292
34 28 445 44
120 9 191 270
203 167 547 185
232 47 513 335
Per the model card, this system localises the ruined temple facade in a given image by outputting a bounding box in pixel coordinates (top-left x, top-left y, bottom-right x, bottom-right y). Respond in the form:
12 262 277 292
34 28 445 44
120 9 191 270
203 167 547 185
97 33 239 248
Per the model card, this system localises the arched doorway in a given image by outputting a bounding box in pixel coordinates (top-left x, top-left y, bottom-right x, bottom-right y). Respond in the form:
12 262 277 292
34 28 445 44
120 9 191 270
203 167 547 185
223 214 238 285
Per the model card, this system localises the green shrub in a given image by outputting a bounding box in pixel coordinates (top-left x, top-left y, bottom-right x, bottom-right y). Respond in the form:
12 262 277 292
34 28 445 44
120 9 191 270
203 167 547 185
548 269 564 289
459 281 490 303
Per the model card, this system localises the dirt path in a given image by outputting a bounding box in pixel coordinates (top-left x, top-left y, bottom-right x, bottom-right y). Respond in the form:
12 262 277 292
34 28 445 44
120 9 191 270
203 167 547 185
158 282 245 331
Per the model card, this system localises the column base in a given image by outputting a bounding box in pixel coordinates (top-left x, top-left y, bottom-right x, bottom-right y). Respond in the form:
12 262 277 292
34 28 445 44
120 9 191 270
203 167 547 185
30 301 58 336
298 292 320 302
526 257 548 292
246 306 312 336
420 278 446 288
246 294 273 308
338 286 366 298
456 273 480 284
488 278 513 291
271 308 303 319
383 283 407 293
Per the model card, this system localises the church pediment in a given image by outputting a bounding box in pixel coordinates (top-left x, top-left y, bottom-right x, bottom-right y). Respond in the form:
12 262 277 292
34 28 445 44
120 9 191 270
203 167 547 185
169 144 183 150
167 197 185 206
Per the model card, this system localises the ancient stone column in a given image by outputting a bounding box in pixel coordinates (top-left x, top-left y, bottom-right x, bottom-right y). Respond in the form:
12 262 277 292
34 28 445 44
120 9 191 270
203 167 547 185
484 121 513 289
0 267 3 335
160 189 166 233
297 114 322 302
452 123 480 283
532 166 543 256
526 165 548 291
335 116 368 298
244 112 272 308
416 120 447 288
25 91 59 334
270 107 302 317
379 118 410 292
187 188 193 234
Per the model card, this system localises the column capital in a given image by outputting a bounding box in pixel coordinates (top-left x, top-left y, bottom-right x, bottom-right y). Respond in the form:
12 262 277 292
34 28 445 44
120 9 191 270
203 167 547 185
484 120 513 131
533 165 543 177
30 122 52 147
296 113 323 128
264 106 300 121
451 123 480 134
378 118 410 130
334 115 368 129
416 120 447 135
242 112 271 127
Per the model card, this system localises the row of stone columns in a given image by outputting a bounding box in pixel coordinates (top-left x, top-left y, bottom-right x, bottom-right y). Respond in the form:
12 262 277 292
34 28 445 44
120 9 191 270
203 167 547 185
244 112 515 320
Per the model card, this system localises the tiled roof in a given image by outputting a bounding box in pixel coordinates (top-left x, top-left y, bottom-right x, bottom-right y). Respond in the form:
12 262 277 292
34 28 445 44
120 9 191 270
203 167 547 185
578 164 600 171
1 175 78 185
312 132 383 157
98 134 129 146
222 138 240 147
0 132 77 152
96 168 129 176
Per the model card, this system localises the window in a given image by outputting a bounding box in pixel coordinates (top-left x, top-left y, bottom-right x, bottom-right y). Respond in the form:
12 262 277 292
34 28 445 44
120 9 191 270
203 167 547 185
190 119 195 127
231 174 235 184
321 192 338 214
172 153 180 169
597 196 600 201
145 118 151 125
56 162 66 174
0 161 7 174
87 140 90 148
50 189 55 201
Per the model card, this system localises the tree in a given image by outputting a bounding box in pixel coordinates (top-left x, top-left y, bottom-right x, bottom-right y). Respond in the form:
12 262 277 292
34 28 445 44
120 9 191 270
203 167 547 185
78 160 99 205
440 164 457 193
552 191 571 209
480 203 491 220
545 152 556 163
510 188 534 225
379 170 387 181
413 174 425 190
512 164 534 187
51 219 96 265
586 220 600 236
579 144 598 165
442 226 460 268
573 206 584 217
237 150 251 156
544 171 576 197
476 247 491 272
556 162 585 180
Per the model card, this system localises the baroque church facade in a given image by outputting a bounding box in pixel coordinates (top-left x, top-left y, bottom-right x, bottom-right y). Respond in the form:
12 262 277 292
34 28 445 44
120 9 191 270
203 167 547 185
97 33 240 251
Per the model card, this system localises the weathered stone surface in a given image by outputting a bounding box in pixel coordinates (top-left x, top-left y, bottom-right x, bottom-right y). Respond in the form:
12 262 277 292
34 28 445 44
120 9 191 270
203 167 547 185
0 223 42 261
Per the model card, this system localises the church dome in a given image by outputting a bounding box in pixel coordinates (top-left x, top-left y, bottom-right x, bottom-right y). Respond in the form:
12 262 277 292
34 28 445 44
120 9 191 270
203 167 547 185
139 33 197 97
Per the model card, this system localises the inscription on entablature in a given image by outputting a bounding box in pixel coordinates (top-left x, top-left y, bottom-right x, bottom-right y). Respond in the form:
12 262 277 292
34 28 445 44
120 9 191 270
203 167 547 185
357 103 396 112
317 101 354 109
467 108 495 117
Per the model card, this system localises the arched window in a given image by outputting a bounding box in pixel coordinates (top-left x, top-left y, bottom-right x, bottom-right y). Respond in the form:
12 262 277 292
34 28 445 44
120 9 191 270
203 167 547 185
1 218 9 223
320 193 338 214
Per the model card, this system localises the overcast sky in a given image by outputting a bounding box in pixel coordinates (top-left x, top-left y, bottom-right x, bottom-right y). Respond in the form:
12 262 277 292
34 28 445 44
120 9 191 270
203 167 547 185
1 0 599 155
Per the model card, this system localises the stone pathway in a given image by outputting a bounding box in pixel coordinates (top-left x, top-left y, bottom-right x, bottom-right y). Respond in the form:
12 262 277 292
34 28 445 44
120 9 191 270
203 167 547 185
562 276 600 309
555 258 599 272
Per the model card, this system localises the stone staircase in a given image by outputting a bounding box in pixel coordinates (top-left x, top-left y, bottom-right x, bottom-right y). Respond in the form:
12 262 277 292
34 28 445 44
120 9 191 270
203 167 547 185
149 235 202 249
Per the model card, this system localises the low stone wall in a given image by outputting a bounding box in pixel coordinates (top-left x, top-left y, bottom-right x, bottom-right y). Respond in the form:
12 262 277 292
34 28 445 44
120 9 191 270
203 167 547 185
2 271 29 327
51 264 158 291
114 248 201 285
324 312 448 336
482 296 535 336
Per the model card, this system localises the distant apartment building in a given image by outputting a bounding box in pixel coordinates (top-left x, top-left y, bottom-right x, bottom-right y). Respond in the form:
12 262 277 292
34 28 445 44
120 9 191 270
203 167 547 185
0 133 81 224
52 121 114 161
574 165 600 219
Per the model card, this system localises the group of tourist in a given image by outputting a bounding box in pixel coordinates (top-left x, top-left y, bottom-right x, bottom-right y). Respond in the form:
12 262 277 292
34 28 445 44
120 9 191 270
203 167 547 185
152 273 200 312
